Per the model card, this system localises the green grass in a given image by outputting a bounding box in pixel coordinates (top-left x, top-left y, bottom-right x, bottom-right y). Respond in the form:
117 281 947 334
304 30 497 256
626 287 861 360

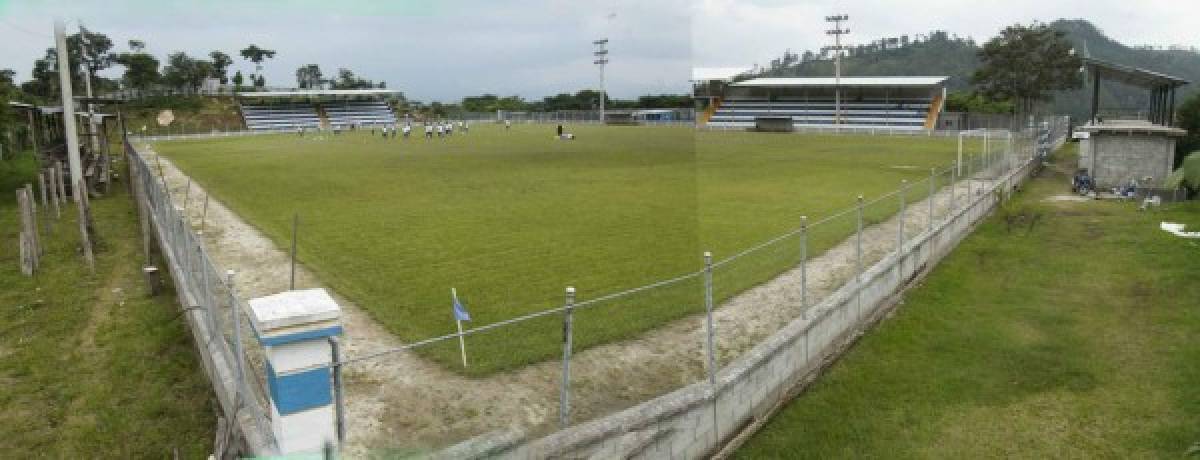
0 161 214 457
154 125 976 375
736 145 1200 458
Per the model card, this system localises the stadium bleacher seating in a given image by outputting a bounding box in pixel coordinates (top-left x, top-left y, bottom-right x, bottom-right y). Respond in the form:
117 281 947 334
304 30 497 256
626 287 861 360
707 97 933 130
240 103 322 130
324 100 397 128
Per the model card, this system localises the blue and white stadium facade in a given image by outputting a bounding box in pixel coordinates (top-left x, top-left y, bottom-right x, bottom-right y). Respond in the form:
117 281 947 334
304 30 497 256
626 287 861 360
698 74 948 131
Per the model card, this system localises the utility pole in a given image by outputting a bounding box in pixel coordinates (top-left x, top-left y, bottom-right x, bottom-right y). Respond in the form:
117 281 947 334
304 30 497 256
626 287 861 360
825 15 850 126
54 19 83 202
593 38 609 123
79 22 100 160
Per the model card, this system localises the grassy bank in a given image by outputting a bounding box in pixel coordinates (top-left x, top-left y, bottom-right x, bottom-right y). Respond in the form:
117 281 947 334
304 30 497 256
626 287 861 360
155 126 976 375
737 146 1200 458
0 161 214 457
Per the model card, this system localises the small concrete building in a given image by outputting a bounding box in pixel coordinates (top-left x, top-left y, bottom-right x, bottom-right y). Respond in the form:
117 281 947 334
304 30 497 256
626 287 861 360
1077 58 1190 189
1079 121 1185 188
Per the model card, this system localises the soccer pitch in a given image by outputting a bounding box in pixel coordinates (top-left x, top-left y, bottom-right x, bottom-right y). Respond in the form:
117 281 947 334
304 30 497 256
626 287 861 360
155 124 972 375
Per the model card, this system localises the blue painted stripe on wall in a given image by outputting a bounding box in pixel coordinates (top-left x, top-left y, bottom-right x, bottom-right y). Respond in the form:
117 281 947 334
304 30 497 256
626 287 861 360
267 361 333 415
257 325 343 346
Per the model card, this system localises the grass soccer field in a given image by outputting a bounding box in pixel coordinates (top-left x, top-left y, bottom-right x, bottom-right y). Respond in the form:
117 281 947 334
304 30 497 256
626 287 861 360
154 124 976 375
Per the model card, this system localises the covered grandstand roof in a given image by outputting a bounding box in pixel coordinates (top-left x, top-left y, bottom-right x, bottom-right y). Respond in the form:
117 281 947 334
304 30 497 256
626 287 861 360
692 67 753 82
1082 58 1189 88
732 76 948 88
236 89 403 98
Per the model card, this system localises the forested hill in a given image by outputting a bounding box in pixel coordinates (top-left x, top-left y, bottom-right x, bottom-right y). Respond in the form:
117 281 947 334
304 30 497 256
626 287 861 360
754 19 1200 118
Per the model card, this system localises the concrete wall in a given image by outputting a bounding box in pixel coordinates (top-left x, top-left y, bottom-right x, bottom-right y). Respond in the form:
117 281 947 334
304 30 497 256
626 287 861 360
1079 133 1176 188
438 147 1046 460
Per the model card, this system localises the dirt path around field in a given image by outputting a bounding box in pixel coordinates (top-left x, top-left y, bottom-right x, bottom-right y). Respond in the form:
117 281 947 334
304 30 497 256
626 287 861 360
139 143 1002 456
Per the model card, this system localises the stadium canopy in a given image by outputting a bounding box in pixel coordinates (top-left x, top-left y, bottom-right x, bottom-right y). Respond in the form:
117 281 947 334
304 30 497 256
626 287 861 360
732 76 948 88
235 89 403 98
1082 57 1189 126
691 67 753 82
1083 58 1189 88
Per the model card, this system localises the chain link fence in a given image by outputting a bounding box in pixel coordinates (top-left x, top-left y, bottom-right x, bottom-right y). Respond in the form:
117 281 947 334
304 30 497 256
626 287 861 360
123 137 276 454
127 116 1068 455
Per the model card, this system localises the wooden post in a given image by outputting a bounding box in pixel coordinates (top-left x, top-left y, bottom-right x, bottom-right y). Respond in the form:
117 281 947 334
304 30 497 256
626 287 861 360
143 266 161 296
77 179 96 273
26 185 42 257
28 109 40 155
48 168 61 219
37 171 49 208
56 161 67 209
131 155 152 263
16 189 36 275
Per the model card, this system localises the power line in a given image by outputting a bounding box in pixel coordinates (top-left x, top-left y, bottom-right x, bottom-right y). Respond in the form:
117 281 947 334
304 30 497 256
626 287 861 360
0 18 52 39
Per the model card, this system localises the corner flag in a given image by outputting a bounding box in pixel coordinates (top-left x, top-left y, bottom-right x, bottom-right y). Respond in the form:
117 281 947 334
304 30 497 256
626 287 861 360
452 288 470 368
452 295 471 322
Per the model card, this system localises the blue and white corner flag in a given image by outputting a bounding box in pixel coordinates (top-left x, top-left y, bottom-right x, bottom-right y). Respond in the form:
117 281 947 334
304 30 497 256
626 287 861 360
452 288 470 368
452 293 471 322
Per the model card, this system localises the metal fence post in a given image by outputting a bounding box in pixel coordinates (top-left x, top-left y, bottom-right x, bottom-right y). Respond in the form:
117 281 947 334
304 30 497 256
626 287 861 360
799 216 808 319
290 213 298 290
559 286 575 428
228 270 245 405
329 337 346 446
928 168 935 232
855 195 864 325
898 180 907 254
951 163 958 212
703 252 716 385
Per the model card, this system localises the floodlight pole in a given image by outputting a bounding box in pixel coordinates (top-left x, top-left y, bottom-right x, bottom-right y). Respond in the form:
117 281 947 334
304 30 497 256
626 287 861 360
594 39 609 124
54 19 83 202
825 15 850 127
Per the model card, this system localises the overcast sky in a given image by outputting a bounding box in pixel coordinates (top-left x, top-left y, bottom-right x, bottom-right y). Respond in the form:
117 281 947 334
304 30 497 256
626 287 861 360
1 0 1197 102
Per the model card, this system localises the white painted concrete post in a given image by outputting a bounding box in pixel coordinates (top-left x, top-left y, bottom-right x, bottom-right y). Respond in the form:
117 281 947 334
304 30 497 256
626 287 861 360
247 288 343 454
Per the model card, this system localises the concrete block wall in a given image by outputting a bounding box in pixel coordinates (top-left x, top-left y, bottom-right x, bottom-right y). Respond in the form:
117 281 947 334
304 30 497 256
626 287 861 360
1080 134 1176 188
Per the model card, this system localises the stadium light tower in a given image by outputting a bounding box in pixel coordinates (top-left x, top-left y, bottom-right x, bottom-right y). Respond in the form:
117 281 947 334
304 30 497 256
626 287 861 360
825 14 850 126
593 38 609 123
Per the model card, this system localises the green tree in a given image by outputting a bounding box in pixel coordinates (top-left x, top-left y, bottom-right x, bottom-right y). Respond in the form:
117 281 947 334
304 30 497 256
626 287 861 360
1176 92 1200 160
239 44 276 83
295 64 323 89
0 68 18 154
972 23 1082 115
162 52 214 91
945 91 1015 113
232 70 244 88
209 51 233 84
112 40 160 90
70 26 115 93
1165 152 1200 192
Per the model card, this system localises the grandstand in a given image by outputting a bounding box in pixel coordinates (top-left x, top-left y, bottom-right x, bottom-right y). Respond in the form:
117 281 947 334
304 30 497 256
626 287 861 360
236 89 401 130
702 76 948 130
324 100 396 128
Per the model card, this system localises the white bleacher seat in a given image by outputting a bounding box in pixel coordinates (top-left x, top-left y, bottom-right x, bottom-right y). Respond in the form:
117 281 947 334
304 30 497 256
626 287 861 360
708 97 933 130
324 100 396 129
241 103 321 130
